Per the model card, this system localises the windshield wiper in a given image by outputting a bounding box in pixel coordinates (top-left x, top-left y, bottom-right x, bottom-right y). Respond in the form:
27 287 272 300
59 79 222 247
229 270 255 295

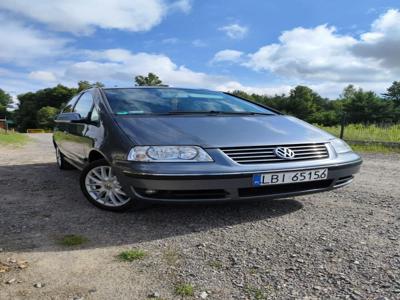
165 111 274 115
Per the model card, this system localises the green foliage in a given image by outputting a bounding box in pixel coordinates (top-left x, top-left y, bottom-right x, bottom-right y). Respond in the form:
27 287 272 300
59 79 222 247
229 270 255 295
341 87 394 123
286 85 320 119
118 249 146 261
77 80 104 92
0 131 30 146
15 84 77 131
0 88 13 118
0 88 12 108
13 81 105 131
383 81 400 105
244 285 267 300
208 260 223 269
37 106 59 129
317 124 400 143
3 76 400 132
350 143 400 154
232 84 400 125
134 72 165 86
58 234 88 246
174 283 194 297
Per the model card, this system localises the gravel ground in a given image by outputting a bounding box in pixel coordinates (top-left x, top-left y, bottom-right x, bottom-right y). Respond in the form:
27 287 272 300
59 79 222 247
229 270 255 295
0 134 399 300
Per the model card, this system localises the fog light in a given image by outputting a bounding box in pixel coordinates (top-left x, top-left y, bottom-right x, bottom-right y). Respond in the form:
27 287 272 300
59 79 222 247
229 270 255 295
144 189 157 195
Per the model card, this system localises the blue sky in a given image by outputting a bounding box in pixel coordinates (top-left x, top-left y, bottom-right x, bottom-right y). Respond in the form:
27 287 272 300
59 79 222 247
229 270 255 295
0 0 399 99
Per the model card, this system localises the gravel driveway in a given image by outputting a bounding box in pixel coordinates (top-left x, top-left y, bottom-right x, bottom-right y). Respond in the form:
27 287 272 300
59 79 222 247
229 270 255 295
0 134 399 299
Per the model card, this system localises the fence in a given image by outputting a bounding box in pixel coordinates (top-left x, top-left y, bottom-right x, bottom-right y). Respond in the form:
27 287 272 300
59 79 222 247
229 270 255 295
317 123 400 149
26 129 47 133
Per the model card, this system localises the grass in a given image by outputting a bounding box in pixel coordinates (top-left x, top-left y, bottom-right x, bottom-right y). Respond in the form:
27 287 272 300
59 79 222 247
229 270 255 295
58 234 88 246
0 131 30 146
163 248 181 266
317 124 400 143
174 283 194 297
208 260 223 269
244 285 267 300
117 249 146 262
316 123 400 153
350 143 400 154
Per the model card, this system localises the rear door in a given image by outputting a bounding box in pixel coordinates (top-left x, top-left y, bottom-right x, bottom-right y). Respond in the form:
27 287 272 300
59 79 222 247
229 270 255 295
68 92 95 165
54 95 79 157
68 91 93 165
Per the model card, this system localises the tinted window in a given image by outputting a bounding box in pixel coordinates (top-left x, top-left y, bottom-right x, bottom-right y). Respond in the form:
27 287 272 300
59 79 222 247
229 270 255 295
104 88 275 115
63 96 79 113
74 93 93 118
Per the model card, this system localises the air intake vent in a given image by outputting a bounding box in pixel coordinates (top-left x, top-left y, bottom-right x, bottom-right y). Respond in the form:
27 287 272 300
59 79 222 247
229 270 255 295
221 143 329 164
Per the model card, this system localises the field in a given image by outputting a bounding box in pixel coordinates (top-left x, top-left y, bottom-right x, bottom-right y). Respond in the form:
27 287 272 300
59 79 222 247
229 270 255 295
0 130 31 146
317 124 400 153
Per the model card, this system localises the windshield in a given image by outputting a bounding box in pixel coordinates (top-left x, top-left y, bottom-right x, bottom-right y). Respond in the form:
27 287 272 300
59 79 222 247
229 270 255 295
103 88 275 115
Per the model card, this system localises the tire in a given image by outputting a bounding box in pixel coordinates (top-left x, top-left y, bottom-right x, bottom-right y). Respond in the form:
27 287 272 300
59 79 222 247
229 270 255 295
55 146 75 170
79 159 146 212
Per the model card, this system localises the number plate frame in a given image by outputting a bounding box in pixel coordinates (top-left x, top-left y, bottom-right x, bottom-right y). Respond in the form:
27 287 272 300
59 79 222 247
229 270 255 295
252 168 328 186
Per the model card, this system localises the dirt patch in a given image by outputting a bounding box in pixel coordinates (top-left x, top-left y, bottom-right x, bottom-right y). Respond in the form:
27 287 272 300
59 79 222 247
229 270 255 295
0 134 399 299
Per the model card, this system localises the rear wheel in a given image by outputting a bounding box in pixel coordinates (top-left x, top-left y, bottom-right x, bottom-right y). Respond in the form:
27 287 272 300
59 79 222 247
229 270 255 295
55 146 75 170
80 159 144 211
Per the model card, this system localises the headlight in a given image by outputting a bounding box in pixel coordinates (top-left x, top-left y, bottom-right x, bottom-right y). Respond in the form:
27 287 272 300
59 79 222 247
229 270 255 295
127 146 213 162
330 138 352 154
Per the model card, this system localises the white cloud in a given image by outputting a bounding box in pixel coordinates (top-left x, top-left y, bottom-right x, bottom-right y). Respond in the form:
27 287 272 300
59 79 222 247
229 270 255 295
215 81 292 96
219 23 248 39
212 50 243 63
245 9 400 83
161 37 179 44
64 49 229 88
0 0 191 35
192 39 207 47
0 14 69 64
28 71 57 82
353 9 400 68
169 0 192 14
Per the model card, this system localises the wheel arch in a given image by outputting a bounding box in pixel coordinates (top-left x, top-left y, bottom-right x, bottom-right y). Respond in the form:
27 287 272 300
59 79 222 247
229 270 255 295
87 149 109 163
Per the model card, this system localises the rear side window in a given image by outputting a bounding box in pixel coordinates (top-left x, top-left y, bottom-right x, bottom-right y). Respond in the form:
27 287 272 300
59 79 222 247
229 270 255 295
63 96 79 113
74 93 94 118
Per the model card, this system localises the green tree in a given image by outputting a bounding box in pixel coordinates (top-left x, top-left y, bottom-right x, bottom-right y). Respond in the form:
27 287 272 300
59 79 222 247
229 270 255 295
342 87 393 124
134 73 164 86
37 106 59 129
15 84 76 131
383 81 400 106
286 86 321 120
0 89 12 117
0 88 12 107
77 80 104 92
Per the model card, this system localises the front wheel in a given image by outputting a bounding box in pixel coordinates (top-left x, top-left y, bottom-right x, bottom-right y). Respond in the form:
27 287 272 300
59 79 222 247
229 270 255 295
80 159 145 211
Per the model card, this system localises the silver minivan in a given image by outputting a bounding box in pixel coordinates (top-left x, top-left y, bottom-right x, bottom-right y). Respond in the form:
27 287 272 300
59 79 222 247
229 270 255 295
54 87 362 211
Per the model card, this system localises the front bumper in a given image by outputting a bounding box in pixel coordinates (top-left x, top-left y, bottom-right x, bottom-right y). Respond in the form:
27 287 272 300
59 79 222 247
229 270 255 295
113 149 362 203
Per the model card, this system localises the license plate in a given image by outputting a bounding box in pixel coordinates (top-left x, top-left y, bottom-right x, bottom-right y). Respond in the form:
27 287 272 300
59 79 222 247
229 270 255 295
253 168 328 186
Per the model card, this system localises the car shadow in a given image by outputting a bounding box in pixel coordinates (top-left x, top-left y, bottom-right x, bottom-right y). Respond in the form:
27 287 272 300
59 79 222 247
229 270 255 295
0 163 303 252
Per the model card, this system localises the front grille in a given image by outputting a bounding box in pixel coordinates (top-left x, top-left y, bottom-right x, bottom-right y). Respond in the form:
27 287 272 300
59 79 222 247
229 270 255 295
221 143 329 164
238 180 333 197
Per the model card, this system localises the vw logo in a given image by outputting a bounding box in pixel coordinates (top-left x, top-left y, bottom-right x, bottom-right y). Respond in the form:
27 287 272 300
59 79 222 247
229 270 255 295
274 147 295 159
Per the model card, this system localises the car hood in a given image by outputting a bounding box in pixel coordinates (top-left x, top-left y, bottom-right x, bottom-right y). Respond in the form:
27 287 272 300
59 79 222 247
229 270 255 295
115 115 335 148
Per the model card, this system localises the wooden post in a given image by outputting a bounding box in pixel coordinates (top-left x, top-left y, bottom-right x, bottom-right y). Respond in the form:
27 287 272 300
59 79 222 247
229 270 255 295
340 113 345 139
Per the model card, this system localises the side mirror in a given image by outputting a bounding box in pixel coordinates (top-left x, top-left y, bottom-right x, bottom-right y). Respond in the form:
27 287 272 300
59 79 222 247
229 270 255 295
70 117 89 124
55 112 86 123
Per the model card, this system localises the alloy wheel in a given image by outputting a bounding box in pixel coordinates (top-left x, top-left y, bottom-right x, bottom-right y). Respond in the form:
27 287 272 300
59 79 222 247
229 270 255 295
84 166 130 207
